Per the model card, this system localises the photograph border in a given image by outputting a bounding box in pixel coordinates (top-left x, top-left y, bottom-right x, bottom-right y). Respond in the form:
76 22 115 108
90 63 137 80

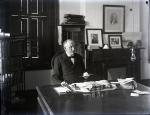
108 34 123 49
86 28 103 47
103 5 125 33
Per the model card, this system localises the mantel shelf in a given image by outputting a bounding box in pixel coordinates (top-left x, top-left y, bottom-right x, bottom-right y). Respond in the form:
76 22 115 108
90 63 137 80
60 23 86 26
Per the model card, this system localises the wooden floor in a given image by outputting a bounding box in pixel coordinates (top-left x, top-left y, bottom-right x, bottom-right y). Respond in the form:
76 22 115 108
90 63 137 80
2 79 150 115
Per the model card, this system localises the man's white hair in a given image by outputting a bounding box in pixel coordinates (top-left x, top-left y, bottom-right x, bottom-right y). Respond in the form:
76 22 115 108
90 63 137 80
63 39 75 48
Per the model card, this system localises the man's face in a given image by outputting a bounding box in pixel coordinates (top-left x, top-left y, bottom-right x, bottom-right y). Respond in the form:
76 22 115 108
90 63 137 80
64 41 75 56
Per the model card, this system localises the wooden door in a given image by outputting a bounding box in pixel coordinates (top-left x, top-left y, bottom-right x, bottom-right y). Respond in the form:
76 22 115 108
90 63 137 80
9 0 58 70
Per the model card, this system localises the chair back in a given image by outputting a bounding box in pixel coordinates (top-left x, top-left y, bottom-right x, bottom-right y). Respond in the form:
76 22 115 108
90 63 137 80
51 51 64 69
50 51 64 85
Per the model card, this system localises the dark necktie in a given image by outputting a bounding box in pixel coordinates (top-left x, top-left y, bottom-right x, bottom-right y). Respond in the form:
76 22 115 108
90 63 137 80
69 55 75 64
68 55 74 58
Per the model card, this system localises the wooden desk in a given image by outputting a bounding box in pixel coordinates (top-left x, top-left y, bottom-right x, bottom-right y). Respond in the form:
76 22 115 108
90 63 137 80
36 83 150 115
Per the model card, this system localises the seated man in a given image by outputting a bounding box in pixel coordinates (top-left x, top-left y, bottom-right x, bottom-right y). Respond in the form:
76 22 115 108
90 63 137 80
52 39 89 86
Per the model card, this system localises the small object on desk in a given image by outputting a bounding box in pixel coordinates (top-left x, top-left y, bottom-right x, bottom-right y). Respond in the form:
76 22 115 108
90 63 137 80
130 92 139 97
61 81 68 87
54 86 71 95
95 80 111 87
118 77 134 84
72 84 80 90
110 81 119 84
118 77 137 89
133 90 150 95
70 83 90 93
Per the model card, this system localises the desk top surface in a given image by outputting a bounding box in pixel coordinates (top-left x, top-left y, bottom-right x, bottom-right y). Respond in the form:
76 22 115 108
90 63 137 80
36 83 150 115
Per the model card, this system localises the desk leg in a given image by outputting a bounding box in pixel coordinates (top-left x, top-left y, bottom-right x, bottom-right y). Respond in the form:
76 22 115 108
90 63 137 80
37 97 48 115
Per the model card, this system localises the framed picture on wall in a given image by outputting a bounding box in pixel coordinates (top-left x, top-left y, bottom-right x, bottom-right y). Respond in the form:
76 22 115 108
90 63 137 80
103 5 125 33
86 28 103 47
108 35 122 49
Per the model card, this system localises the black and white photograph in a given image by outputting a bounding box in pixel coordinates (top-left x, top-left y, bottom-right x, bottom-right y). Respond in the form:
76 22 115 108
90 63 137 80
103 5 125 33
0 0 150 115
108 35 122 48
86 28 103 47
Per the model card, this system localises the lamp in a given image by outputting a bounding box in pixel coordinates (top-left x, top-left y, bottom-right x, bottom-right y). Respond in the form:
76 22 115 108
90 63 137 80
130 46 136 62
122 32 141 62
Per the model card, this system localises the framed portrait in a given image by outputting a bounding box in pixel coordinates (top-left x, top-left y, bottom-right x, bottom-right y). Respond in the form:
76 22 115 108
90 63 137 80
86 29 103 47
108 35 122 49
103 5 125 33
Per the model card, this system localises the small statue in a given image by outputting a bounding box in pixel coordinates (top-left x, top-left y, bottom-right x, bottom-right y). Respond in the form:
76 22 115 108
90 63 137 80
130 47 136 62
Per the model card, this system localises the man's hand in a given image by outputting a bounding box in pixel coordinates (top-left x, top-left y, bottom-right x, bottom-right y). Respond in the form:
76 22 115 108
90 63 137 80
82 72 90 79
61 81 68 87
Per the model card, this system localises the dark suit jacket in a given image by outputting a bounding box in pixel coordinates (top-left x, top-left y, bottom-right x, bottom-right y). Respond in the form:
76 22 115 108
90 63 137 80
52 52 85 84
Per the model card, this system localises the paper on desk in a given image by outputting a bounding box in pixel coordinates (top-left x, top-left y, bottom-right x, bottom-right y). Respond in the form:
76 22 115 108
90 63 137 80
54 85 90 94
118 78 134 84
70 81 117 92
54 86 71 94
133 90 150 95
130 92 139 97
70 86 90 93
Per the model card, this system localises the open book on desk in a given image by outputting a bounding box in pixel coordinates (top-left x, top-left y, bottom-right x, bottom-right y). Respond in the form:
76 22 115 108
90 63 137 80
53 81 117 95
54 85 90 95
53 86 72 95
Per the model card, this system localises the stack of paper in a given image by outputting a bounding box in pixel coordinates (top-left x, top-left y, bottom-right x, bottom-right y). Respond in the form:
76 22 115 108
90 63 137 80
69 84 90 93
118 78 134 84
131 90 150 97
133 90 150 95
117 78 137 89
54 85 90 95
54 86 71 94
53 80 118 95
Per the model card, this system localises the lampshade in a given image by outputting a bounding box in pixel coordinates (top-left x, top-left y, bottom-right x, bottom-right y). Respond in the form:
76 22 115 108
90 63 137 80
122 32 142 44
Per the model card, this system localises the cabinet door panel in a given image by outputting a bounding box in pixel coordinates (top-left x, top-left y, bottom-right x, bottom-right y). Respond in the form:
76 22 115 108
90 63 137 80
9 0 58 70
30 0 38 14
21 18 28 35
21 0 28 14
30 18 38 57
10 16 21 36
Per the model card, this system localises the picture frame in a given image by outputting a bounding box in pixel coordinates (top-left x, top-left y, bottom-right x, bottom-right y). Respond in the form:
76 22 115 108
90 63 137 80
103 5 125 33
108 35 123 49
86 28 103 47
